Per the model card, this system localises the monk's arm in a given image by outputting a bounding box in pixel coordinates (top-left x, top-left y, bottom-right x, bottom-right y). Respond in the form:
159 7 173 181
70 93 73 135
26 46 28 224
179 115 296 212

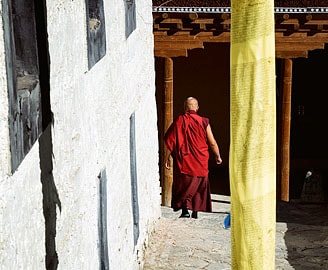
164 144 172 169
206 124 222 164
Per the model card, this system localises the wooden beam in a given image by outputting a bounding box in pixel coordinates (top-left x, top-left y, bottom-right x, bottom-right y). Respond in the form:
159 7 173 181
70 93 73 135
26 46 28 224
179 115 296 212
154 31 190 37
275 42 325 51
155 49 188 58
276 50 308 58
190 18 215 25
155 31 328 45
275 32 328 42
305 19 328 25
154 32 230 42
195 31 230 42
154 40 204 50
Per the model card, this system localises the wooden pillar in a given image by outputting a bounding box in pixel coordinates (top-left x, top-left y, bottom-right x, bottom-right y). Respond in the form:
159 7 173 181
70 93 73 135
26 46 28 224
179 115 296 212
162 57 173 206
280 58 293 202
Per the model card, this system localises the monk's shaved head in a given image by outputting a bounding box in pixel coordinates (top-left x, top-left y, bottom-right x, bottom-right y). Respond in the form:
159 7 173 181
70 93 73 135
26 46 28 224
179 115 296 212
184 97 199 112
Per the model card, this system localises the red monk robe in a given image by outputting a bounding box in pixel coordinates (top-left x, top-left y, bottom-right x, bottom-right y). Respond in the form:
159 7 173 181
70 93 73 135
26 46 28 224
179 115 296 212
164 110 212 213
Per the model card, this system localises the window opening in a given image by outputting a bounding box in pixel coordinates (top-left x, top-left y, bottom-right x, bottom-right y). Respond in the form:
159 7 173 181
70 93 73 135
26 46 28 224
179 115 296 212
125 0 136 38
2 0 48 173
98 169 110 270
130 113 140 247
86 0 106 70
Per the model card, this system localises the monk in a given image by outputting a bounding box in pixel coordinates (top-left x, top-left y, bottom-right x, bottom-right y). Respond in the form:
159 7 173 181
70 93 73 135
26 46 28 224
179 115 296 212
164 97 222 219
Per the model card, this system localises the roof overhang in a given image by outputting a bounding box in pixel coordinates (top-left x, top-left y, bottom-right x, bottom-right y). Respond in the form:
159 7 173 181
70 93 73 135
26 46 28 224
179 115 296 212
153 6 328 58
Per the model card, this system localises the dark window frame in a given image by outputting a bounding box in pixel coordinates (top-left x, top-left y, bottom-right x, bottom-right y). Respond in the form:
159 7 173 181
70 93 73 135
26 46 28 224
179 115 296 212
125 0 136 38
86 0 107 70
2 0 44 173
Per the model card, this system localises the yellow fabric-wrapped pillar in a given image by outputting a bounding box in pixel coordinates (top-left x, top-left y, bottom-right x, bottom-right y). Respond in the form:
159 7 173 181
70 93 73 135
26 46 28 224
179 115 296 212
230 1 276 269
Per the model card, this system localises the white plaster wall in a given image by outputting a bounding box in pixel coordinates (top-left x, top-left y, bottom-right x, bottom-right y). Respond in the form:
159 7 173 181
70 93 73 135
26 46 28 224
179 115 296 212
0 0 160 269
0 146 44 270
46 0 160 269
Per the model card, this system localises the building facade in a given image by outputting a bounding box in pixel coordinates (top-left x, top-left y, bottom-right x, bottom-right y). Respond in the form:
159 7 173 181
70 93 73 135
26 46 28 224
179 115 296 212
0 0 161 269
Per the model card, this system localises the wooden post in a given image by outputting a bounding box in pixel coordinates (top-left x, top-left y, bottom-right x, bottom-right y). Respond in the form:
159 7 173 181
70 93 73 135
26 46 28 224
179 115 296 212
280 58 292 202
162 57 174 206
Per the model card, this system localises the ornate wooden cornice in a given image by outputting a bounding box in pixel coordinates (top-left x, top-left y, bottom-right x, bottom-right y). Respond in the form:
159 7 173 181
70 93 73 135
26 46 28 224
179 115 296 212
153 1 328 58
153 0 328 7
153 7 328 13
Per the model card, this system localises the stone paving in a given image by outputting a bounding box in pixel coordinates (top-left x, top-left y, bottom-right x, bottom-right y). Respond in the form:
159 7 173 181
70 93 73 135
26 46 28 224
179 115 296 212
143 194 328 270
